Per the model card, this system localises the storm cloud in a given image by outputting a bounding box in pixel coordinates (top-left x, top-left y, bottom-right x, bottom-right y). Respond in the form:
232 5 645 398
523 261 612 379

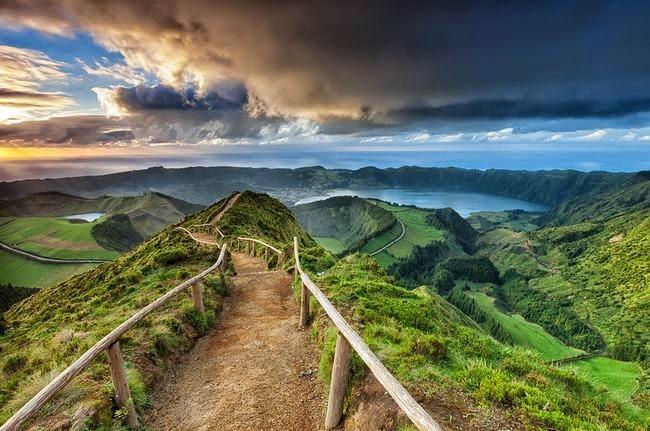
3 0 650 122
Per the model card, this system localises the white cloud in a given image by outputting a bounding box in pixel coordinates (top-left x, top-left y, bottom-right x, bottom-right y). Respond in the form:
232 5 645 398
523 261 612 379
576 129 607 141
0 45 73 122
78 58 146 86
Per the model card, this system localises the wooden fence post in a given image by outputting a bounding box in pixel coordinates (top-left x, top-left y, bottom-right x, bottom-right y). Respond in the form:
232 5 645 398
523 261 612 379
106 342 138 429
300 280 310 328
191 282 205 314
265 246 269 262
325 333 352 429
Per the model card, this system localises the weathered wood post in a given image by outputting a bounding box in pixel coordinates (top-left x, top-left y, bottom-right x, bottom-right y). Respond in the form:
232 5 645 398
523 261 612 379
325 333 352 429
237 238 240 252
265 246 269 262
106 342 138 429
293 237 299 282
299 279 310 328
190 281 205 314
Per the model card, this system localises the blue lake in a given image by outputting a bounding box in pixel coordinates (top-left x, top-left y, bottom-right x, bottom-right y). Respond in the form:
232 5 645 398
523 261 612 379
294 189 549 217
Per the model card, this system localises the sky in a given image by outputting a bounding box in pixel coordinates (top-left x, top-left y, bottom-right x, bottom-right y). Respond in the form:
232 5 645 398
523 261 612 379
0 0 649 180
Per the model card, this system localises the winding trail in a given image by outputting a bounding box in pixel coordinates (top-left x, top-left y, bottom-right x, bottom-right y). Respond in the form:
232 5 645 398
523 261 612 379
143 252 326 431
0 240 110 264
209 193 241 224
369 217 405 256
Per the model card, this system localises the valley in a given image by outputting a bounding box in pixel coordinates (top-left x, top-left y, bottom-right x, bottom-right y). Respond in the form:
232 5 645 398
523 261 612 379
0 192 203 290
291 173 649 413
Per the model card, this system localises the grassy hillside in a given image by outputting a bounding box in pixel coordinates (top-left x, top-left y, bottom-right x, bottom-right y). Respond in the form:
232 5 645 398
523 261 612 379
545 172 649 225
0 217 119 260
0 191 308 429
535 209 650 365
360 201 445 266
0 250 96 288
464 284 583 360
293 196 395 253
301 251 648 430
426 207 479 252
0 192 203 290
0 284 38 315
467 209 543 233
0 191 203 238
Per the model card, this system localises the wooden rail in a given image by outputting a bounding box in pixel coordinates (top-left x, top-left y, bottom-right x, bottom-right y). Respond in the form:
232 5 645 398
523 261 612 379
293 237 442 431
0 245 229 431
236 237 284 265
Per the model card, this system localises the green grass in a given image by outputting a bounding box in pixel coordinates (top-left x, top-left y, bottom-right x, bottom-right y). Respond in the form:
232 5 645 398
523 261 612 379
305 254 648 431
466 210 543 233
361 201 444 264
465 287 584 360
0 217 119 260
568 357 642 403
0 250 96 288
313 236 346 254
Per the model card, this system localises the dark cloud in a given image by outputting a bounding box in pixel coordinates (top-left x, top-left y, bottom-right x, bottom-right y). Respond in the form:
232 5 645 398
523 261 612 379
385 98 650 122
3 0 650 122
99 84 247 112
0 115 129 145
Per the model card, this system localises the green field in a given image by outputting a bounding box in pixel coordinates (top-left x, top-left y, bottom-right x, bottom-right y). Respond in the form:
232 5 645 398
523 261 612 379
466 287 584 360
0 249 96 288
0 217 119 260
313 236 346 254
568 357 641 402
361 201 444 265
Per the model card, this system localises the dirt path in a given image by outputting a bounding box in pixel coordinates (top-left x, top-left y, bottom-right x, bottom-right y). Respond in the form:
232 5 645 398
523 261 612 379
209 192 241 224
143 252 326 431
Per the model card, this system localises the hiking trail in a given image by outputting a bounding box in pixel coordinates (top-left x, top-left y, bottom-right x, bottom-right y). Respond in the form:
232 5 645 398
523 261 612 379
143 252 327 431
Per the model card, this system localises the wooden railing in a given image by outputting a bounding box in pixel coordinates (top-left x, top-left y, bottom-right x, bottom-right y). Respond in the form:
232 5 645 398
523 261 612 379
0 245 229 431
293 237 442 431
236 236 284 265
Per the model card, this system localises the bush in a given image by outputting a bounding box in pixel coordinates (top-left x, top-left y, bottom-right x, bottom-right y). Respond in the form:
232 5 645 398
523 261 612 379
408 334 448 361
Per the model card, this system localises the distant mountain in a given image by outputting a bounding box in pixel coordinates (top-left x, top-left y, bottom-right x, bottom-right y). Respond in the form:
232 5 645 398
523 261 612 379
0 165 632 207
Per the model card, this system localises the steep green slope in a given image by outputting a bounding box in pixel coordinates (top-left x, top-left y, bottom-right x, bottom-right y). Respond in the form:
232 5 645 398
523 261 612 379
0 284 37 315
535 209 650 365
91 214 144 252
293 196 395 253
426 207 479 252
303 252 648 430
545 172 649 225
0 191 307 429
